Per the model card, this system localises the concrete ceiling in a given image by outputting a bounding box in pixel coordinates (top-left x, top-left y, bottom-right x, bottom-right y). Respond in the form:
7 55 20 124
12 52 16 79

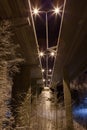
0 0 43 80
52 0 87 84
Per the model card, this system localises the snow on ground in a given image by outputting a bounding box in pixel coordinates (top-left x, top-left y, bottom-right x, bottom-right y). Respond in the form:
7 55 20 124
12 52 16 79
15 88 87 130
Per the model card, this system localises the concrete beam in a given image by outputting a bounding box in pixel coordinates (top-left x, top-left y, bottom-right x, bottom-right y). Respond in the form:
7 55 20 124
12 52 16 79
63 69 74 130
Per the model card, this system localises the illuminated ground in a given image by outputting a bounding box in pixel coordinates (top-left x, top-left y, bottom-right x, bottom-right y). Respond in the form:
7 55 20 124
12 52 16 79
22 88 87 130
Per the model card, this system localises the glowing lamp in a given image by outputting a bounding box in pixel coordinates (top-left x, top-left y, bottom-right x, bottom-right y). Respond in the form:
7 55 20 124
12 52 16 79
33 8 39 15
54 7 60 14
39 52 44 57
50 52 55 57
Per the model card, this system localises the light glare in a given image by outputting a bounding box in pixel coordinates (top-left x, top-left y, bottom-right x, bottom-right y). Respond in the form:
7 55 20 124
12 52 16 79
48 79 51 82
33 8 39 15
50 52 55 56
43 79 45 82
49 69 52 72
39 52 44 57
54 6 60 14
42 69 45 72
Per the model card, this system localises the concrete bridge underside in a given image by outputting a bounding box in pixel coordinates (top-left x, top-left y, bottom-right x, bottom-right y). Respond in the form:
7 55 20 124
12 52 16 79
0 0 87 129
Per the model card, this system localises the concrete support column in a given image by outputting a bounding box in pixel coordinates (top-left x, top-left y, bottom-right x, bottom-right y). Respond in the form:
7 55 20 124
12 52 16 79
0 62 12 128
12 65 31 126
31 78 42 96
0 63 7 128
63 69 74 130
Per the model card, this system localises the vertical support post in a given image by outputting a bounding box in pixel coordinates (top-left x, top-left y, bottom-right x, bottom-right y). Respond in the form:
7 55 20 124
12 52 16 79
63 69 74 130
46 53 48 87
46 12 48 87
46 12 48 49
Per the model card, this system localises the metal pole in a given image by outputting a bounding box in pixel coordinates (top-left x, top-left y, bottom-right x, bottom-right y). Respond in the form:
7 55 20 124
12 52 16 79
46 12 48 87
46 54 48 87
46 12 48 49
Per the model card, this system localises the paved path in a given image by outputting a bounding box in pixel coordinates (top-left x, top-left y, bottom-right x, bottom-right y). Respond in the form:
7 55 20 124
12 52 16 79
28 87 65 130
15 87 87 130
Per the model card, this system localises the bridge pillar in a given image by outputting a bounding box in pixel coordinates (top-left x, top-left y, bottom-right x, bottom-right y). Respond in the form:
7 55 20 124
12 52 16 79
63 69 74 130
31 78 43 98
12 65 31 125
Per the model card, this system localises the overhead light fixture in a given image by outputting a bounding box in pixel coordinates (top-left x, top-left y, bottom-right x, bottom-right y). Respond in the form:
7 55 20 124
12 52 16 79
33 8 39 15
43 79 45 82
50 52 55 57
39 51 44 57
48 79 51 82
54 6 60 14
42 69 45 72
49 69 52 73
